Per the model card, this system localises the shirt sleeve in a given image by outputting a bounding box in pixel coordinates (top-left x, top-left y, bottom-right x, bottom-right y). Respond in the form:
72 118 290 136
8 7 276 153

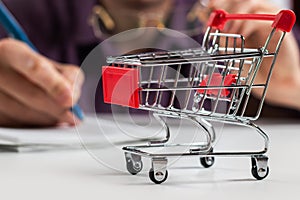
0 0 97 64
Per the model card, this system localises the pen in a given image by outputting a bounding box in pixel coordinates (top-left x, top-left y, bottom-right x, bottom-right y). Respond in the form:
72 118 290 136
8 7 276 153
0 1 84 121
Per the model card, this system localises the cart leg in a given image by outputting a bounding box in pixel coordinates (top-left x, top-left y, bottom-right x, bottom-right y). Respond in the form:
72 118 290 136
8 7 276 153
149 157 168 184
125 152 143 175
148 113 170 145
244 121 269 154
188 116 215 153
197 117 216 144
251 155 269 180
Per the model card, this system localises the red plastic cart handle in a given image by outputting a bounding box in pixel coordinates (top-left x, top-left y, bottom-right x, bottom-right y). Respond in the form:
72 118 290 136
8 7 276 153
207 9 296 32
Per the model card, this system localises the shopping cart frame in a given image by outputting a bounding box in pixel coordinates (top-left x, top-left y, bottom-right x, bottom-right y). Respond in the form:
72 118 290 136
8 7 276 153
102 10 296 184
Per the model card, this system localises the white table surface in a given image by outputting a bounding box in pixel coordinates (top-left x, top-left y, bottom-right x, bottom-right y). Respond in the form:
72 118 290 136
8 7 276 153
0 115 300 200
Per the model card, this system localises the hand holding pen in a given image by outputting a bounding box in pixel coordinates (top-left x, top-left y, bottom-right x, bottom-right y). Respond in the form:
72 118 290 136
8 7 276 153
0 1 84 127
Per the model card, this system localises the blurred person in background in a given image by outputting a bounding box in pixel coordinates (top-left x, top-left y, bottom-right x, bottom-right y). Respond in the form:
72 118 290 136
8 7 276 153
0 0 299 127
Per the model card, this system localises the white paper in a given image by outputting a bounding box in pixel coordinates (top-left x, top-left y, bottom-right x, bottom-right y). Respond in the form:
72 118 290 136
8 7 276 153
0 114 163 152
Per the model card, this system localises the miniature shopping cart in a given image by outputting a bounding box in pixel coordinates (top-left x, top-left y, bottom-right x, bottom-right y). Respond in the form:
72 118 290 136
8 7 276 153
102 10 296 184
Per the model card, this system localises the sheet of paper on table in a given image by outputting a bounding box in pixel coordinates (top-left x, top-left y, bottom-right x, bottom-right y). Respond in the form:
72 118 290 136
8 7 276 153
0 114 164 152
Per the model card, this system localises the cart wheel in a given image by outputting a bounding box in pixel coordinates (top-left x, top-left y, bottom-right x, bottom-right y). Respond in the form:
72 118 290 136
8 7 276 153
251 156 269 180
126 160 143 175
200 156 215 168
149 168 168 184
251 165 269 180
125 153 143 175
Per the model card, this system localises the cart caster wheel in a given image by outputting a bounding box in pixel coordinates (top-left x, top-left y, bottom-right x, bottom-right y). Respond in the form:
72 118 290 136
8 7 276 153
252 165 269 180
125 153 143 175
126 160 143 175
200 156 215 168
149 168 168 184
251 156 269 180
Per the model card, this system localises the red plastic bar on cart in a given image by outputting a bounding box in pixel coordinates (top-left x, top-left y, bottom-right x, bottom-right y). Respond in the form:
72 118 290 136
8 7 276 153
102 66 140 108
207 9 296 32
198 73 237 97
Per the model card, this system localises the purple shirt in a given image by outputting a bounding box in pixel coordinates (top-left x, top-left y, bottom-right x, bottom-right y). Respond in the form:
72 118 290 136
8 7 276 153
0 0 99 64
0 0 201 64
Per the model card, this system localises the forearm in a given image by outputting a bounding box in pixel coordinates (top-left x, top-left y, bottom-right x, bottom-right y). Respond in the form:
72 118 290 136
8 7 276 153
249 27 300 110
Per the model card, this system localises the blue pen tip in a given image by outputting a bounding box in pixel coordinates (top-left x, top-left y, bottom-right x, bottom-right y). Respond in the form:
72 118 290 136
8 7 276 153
71 104 84 121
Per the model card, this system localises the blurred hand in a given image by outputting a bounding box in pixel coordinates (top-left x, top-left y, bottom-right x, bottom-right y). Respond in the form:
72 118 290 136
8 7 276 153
207 0 300 110
0 38 84 127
